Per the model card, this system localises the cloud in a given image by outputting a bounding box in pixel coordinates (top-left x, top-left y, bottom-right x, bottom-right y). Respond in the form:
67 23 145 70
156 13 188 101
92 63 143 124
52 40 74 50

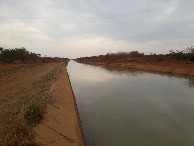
0 0 194 58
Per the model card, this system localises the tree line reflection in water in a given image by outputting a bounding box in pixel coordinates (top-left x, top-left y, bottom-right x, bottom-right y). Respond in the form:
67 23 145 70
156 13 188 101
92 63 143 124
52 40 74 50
101 65 194 88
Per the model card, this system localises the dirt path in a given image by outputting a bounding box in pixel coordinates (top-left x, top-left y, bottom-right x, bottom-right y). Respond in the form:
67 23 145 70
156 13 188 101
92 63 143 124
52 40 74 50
34 63 86 146
0 62 59 98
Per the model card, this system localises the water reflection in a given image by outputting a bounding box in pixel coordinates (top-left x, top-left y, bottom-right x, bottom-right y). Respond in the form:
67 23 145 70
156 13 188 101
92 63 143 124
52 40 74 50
67 61 194 146
188 79 194 87
104 65 145 77
67 61 118 83
102 64 194 88
77 62 194 88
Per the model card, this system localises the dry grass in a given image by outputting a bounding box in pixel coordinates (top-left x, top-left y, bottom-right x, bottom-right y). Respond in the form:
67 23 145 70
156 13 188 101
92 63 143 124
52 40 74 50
0 64 62 145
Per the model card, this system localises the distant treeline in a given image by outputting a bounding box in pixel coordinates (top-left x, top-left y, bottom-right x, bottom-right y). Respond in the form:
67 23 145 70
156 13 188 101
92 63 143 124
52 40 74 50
77 46 194 64
0 47 68 63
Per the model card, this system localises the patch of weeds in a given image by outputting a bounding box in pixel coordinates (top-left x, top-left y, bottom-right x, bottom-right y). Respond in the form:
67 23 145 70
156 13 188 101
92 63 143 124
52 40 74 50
0 120 36 146
24 101 45 125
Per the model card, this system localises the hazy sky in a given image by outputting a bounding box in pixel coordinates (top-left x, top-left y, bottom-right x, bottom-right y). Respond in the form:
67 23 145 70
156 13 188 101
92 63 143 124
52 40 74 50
0 0 194 58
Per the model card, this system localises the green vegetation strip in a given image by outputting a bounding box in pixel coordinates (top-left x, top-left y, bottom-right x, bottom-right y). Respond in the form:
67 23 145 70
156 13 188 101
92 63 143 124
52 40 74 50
0 64 62 145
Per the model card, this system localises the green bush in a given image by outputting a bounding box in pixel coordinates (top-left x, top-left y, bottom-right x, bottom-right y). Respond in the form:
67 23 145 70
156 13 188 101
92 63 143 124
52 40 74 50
24 102 44 124
0 47 40 63
77 46 194 62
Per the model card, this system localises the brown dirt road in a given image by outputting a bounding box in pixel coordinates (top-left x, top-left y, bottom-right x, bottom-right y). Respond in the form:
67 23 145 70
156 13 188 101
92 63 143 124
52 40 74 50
0 62 86 146
0 63 58 98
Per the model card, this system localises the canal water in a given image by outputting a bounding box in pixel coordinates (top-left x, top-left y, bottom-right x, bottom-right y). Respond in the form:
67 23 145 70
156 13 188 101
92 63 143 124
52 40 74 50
67 61 194 146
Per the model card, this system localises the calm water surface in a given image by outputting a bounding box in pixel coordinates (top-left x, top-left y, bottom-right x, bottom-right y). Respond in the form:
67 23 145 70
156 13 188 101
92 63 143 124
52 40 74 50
67 61 194 146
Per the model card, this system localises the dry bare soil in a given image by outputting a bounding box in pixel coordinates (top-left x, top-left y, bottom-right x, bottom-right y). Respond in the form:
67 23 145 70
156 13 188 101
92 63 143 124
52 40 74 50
0 62 85 146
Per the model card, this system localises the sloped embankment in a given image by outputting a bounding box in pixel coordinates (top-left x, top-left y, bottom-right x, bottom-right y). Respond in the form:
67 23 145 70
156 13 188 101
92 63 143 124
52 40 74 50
34 62 86 146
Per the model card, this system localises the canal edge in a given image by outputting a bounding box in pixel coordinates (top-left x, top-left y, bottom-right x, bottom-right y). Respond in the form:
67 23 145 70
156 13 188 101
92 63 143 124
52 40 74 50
66 66 87 146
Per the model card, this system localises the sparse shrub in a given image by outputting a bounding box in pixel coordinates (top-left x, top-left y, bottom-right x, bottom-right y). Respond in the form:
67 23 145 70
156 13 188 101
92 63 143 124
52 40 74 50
0 46 68 63
0 47 40 63
189 56 194 61
77 46 194 63
24 101 45 124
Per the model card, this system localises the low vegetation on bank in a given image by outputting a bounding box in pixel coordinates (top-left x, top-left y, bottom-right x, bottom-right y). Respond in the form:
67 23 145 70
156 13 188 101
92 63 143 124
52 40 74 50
0 47 67 64
77 46 194 64
0 64 62 145
0 47 68 145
